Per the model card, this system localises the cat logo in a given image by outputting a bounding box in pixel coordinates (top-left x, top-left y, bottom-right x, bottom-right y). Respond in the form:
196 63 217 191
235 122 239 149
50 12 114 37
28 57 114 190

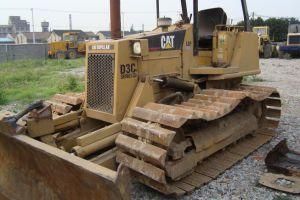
161 35 175 49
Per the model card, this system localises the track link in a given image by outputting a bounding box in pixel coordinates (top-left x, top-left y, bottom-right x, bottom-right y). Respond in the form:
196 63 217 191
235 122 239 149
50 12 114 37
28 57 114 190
116 85 281 196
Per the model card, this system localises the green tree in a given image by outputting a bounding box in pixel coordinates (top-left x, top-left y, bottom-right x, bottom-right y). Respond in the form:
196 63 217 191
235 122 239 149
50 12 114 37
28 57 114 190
236 17 300 42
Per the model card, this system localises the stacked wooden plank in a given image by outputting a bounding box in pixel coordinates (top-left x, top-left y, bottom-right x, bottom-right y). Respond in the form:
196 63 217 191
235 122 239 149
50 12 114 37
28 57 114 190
72 123 121 158
47 93 84 115
25 93 85 150
18 93 120 167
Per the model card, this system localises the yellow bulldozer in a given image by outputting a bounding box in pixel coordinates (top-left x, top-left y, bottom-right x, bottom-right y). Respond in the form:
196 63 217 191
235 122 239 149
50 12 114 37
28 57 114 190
48 32 86 59
0 0 281 199
253 26 274 58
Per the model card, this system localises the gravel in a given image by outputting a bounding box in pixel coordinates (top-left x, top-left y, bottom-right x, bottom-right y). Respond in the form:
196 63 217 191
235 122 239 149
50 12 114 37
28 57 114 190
131 59 300 200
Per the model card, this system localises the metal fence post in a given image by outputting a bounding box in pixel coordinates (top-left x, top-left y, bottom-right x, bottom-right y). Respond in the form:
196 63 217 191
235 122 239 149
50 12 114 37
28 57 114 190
5 44 8 62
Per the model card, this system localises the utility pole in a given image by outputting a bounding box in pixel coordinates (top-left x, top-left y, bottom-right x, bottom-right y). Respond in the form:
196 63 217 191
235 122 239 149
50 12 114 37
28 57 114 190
252 12 255 20
69 14 73 30
31 8 36 44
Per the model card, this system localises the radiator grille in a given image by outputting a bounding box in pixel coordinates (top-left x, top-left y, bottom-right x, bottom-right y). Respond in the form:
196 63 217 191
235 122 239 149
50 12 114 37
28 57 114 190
87 54 114 114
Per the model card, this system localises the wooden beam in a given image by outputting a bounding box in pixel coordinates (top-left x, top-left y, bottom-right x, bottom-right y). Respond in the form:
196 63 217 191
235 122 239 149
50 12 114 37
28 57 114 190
52 94 83 106
77 123 121 147
73 133 119 158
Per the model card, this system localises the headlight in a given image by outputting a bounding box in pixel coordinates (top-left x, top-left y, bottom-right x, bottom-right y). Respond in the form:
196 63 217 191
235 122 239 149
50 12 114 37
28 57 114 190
133 41 141 55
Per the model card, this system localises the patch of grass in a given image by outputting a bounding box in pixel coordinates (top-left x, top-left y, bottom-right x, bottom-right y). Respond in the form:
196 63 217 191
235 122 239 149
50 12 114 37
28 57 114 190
0 58 84 108
58 75 84 92
0 88 7 105
243 75 265 83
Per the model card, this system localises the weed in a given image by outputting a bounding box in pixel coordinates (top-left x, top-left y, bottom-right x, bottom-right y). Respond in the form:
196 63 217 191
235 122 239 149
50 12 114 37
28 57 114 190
67 76 79 91
58 75 83 92
243 75 265 83
0 88 7 105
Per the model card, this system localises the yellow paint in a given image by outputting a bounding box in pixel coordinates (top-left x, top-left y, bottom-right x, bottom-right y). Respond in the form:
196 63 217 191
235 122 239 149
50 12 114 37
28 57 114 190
84 22 260 122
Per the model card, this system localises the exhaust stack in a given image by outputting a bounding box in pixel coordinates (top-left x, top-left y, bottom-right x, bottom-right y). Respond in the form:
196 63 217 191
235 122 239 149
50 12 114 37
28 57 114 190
241 0 251 31
156 0 160 20
110 0 122 39
193 0 199 55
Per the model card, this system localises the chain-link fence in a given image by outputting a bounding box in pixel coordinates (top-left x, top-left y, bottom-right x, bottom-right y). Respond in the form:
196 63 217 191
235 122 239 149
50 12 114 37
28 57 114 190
0 44 48 63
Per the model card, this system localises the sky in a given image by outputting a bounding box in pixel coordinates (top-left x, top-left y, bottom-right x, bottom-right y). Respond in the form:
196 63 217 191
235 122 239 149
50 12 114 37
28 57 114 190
0 0 299 33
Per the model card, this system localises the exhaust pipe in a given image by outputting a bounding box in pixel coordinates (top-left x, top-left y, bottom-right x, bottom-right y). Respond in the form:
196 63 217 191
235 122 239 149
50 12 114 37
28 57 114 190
156 0 160 20
193 0 199 55
110 0 122 39
241 0 251 32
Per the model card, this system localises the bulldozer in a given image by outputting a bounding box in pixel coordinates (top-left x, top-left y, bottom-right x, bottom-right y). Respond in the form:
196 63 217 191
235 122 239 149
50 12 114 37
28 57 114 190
253 26 274 58
0 0 282 199
279 24 300 58
48 32 86 59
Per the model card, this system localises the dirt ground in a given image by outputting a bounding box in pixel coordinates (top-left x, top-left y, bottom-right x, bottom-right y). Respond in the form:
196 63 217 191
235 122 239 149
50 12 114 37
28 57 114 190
132 59 300 200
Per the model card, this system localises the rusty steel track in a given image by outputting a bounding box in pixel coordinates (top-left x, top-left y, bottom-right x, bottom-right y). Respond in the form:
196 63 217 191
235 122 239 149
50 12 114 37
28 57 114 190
116 85 281 196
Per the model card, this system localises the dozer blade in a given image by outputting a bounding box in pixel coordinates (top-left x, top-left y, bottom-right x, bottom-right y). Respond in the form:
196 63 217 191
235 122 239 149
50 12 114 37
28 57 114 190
0 132 130 200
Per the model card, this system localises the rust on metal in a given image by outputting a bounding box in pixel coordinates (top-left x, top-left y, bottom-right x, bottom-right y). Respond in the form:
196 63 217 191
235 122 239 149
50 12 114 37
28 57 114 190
265 140 300 176
116 151 167 184
116 85 282 196
188 111 257 152
144 103 199 119
131 86 279 130
116 134 167 167
182 101 221 113
265 97 282 107
168 139 193 160
110 0 122 39
180 172 211 188
121 118 176 147
202 89 246 99
132 107 189 128
259 173 300 194
194 94 238 104
266 107 282 119
28 105 52 120
165 152 198 180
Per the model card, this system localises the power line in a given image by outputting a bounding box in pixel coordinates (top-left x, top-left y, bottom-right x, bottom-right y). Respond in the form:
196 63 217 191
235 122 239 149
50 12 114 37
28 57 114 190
0 8 29 10
1 7 299 18
0 7 180 14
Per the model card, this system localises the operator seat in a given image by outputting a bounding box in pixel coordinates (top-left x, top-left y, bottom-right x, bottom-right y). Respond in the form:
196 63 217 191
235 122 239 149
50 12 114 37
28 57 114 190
198 8 227 50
